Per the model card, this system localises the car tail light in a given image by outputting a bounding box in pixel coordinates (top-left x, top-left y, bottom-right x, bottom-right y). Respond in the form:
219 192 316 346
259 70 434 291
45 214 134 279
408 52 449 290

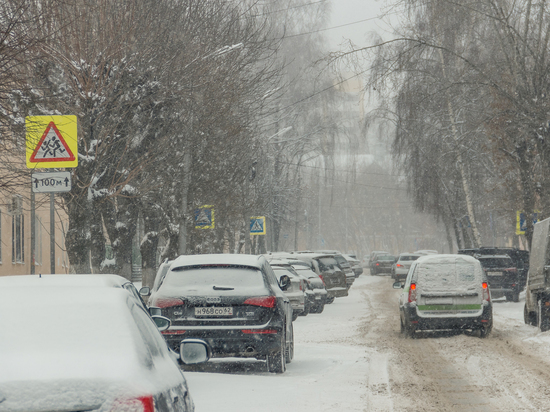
153 298 184 308
376 263 380 266
396 264 403 268
318 275 325 285
111 395 154 412
408 283 417 303
161 329 186 335
242 329 277 334
482 282 490 302
244 296 276 308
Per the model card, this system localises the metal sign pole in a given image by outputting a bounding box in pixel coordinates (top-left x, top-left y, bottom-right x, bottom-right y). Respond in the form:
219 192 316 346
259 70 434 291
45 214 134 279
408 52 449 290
30 186 35 275
50 193 55 274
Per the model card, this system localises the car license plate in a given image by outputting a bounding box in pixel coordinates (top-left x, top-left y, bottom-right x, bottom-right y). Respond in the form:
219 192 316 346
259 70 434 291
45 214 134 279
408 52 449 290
425 297 453 305
488 271 502 276
195 307 233 317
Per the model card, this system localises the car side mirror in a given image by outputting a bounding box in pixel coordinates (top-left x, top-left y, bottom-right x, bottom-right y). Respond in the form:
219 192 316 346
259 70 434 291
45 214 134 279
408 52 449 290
139 286 151 297
279 274 291 291
149 306 162 317
151 315 171 331
180 339 211 365
393 281 404 289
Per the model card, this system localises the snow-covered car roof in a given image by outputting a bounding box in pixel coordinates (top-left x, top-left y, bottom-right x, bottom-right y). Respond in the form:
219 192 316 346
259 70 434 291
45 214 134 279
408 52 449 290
170 253 267 270
415 253 480 264
0 287 186 411
0 273 132 288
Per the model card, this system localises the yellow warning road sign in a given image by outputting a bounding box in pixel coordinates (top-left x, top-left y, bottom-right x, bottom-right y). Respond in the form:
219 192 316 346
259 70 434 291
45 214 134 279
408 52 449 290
26 115 78 169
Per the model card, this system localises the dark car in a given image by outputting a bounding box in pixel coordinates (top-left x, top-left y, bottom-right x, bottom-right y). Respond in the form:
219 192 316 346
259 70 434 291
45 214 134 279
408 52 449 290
476 254 521 302
148 254 294 373
371 254 396 275
290 260 328 314
290 253 348 303
0 275 195 412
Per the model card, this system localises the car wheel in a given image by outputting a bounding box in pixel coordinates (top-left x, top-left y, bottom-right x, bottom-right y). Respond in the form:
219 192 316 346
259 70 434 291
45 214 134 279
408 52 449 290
400 317 405 333
524 304 537 326
538 300 550 332
285 323 294 364
267 332 286 373
404 319 415 338
479 319 492 338
292 311 299 322
512 290 520 302
326 296 335 304
315 303 325 314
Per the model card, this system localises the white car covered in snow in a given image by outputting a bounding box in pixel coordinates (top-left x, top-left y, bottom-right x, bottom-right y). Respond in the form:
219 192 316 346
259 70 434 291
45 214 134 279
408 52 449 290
0 275 197 412
394 254 493 338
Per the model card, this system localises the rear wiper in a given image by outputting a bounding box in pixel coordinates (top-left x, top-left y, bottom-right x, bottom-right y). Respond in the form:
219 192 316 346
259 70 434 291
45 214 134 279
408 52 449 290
213 286 234 291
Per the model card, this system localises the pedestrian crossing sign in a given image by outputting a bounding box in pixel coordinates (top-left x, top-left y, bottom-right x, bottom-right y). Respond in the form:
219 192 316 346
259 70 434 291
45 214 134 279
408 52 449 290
26 115 78 169
195 205 215 229
250 216 266 235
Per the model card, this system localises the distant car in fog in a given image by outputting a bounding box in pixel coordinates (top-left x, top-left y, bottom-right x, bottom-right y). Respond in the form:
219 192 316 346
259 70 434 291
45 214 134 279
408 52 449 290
370 254 396 275
343 254 363 277
391 253 421 282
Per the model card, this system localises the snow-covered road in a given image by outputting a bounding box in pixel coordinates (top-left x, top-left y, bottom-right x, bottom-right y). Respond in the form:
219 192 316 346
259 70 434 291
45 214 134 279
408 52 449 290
184 274 550 411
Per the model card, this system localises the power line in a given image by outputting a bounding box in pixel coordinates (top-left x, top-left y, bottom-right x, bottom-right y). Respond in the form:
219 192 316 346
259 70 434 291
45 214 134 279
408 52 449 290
284 15 382 39
253 1 327 16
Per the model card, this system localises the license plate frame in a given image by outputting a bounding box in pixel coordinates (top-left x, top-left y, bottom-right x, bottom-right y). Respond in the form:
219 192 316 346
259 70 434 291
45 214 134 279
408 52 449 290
195 306 233 317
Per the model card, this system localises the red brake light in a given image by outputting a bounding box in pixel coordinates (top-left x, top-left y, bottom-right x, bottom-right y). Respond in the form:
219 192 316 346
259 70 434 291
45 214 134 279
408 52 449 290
244 296 276 308
111 395 154 412
161 329 186 335
396 264 403 268
318 274 325 285
408 283 417 303
482 282 490 302
376 263 380 266
154 298 184 308
242 329 277 334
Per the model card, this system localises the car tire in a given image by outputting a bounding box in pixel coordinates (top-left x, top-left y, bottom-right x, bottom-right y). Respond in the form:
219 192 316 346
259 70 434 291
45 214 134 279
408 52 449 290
267 332 286 373
479 319 492 338
315 303 325 313
326 296 335 304
400 317 405 333
292 312 299 322
285 323 294 364
512 290 520 302
538 300 550 332
524 304 537 326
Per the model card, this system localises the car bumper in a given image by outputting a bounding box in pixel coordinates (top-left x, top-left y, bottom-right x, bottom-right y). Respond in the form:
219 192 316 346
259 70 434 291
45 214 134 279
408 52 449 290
327 287 348 298
163 328 283 359
402 303 492 331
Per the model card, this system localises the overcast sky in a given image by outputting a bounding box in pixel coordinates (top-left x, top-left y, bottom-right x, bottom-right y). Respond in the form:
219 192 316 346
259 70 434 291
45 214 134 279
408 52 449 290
327 0 387 51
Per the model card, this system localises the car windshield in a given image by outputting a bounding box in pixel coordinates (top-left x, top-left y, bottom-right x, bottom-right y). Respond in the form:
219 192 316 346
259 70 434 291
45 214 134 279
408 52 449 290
164 266 265 287
479 258 514 268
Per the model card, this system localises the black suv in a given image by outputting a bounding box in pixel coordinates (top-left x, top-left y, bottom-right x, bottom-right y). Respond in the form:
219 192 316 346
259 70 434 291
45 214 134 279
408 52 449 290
476 254 521 302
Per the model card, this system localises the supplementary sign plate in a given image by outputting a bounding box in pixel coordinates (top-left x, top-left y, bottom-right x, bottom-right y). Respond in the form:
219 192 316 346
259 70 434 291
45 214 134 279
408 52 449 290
32 172 71 193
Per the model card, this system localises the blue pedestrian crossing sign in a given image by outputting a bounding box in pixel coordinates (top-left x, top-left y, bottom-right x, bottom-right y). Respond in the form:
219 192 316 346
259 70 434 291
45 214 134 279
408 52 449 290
195 205 215 229
250 216 266 235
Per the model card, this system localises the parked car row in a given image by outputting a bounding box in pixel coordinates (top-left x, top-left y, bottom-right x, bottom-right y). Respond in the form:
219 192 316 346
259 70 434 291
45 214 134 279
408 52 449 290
138 251 362 375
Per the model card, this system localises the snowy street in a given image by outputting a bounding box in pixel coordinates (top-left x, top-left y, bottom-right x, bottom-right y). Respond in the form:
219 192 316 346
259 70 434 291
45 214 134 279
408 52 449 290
186 274 550 412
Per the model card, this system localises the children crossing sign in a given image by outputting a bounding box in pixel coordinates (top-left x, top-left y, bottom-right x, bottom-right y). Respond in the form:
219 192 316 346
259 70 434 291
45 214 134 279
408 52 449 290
195 205 215 229
250 216 266 235
26 116 78 168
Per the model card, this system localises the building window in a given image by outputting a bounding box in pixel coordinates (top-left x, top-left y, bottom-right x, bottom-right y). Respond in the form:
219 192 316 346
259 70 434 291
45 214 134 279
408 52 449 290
11 196 24 264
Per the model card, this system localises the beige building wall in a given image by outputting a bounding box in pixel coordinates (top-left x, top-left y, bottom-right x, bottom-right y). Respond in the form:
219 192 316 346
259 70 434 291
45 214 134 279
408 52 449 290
0 189 70 276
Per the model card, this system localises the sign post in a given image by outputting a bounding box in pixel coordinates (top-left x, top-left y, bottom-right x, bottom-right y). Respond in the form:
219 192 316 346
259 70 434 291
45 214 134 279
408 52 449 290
26 116 77 275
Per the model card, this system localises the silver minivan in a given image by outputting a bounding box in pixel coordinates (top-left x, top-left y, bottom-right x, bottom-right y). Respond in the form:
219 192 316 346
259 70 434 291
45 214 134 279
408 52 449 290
394 254 493 337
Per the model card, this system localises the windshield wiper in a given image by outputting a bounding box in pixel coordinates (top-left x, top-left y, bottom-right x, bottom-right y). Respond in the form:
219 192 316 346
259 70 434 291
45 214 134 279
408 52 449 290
213 285 234 291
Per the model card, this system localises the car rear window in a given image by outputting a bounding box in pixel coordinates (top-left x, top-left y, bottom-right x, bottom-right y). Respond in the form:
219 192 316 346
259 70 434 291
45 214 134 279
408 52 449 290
415 260 478 290
377 255 395 261
317 257 337 271
399 255 420 262
479 258 513 268
164 266 265 287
